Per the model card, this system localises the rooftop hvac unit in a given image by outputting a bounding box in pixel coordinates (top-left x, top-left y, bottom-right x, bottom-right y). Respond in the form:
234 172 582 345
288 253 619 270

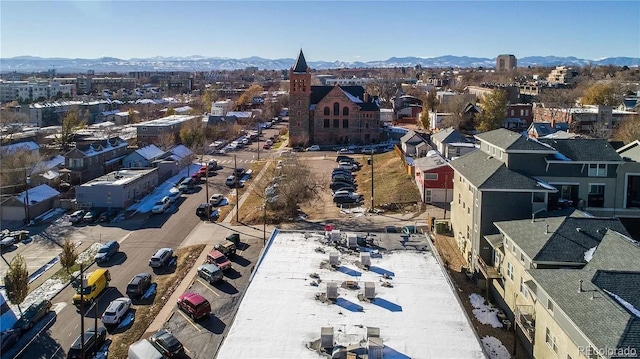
367 327 380 339
327 282 339 300
364 282 376 300
347 234 358 248
321 327 334 348
329 253 339 266
368 337 384 359
360 252 371 267
330 230 341 242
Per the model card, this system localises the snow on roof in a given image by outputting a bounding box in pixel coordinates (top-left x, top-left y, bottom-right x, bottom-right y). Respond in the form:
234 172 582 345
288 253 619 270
603 289 640 319
341 88 363 103
217 231 484 359
81 138 128 156
30 155 65 175
127 163 201 213
169 144 192 159
226 111 253 118
1 141 39 154
135 144 165 160
15 184 60 204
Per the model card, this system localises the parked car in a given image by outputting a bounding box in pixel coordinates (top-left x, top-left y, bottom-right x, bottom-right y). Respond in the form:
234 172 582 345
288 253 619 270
334 193 363 204
101 297 132 326
149 248 174 268
177 292 211 321
206 249 232 271
233 167 246 177
13 299 52 333
0 329 19 352
333 190 356 198
336 155 356 163
209 193 224 206
332 174 354 183
151 196 171 214
97 208 118 223
197 263 224 284
149 329 184 358
225 175 243 187
94 240 120 263
196 203 219 220
69 210 85 224
67 326 107 359
337 148 354 155
263 143 271 150
83 210 101 223
0 236 16 250
330 181 356 191
126 273 152 300
306 145 320 151
167 190 181 204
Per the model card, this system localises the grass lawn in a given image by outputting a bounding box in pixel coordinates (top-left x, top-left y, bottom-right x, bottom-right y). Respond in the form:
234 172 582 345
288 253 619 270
354 151 421 211
108 244 205 359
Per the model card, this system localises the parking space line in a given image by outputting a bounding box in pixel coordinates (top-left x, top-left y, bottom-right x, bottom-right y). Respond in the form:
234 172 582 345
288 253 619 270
175 310 201 332
196 278 220 296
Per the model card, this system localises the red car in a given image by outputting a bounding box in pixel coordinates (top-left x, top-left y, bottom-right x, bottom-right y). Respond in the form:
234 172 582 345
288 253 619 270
263 143 271 150
177 292 210 321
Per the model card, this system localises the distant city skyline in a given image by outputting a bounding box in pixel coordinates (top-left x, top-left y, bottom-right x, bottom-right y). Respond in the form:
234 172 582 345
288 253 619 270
1 1 639 62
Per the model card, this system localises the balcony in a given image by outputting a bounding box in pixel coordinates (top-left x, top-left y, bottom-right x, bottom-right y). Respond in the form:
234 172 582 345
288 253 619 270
515 305 536 342
477 255 502 280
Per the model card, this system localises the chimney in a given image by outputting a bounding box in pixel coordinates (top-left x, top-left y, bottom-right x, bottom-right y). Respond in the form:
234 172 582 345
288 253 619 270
364 93 370 103
578 279 583 293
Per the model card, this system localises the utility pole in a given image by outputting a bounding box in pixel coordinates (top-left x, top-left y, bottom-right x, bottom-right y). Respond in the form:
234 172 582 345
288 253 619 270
369 152 374 211
204 156 210 220
24 176 31 225
234 154 239 223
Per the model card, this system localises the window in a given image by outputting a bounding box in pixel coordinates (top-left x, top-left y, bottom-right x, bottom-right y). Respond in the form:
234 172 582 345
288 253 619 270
333 119 339 128
520 277 529 298
463 202 466 209
507 262 514 281
343 119 349 128
324 119 330 128
547 299 554 314
333 102 340 116
588 184 605 207
491 146 496 156
545 328 558 353
520 252 525 264
324 107 330 116
458 193 461 204
425 173 438 180
475 197 479 207
343 107 349 116
141 127 147 131
467 207 470 215
588 164 607 177
466 225 470 239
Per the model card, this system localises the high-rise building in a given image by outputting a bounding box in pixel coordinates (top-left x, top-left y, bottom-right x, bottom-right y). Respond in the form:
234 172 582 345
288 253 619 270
496 54 517 71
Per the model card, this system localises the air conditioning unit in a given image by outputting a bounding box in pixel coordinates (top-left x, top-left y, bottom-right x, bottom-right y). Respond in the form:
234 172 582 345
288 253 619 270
364 282 375 300
329 253 339 266
360 252 371 267
347 234 358 248
367 327 380 339
327 282 338 300
368 337 384 359
321 327 334 348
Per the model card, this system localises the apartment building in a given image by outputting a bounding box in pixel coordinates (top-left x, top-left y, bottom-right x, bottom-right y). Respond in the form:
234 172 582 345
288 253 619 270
486 213 638 359
496 54 517 71
547 66 579 85
533 105 636 134
0 80 75 103
449 128 640 271
63 137 130 184
75 168 159 209
210 99 234 116
134 115 199 147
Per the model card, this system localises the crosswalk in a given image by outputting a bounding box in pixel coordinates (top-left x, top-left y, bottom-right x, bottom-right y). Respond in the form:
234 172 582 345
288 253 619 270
216 158 255 165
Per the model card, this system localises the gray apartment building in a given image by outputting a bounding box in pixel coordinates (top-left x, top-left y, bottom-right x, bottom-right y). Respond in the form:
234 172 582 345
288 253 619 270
134 115 199 147
75 168 159 209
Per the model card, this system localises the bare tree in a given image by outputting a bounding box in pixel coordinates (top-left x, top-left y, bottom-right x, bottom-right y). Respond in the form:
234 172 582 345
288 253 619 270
59 238 78 274
156 132 177 151
4 254 29 314
56 107 86 152
536 88 580 126
613 113 640 144
439 95 470 131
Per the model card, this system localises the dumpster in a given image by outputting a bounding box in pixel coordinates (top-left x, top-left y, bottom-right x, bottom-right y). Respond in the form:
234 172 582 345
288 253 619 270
435 222 448 234
226 233 240 246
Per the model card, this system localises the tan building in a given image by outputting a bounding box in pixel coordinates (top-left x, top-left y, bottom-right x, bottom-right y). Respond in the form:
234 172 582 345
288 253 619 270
496 54 517 71
134 115 199 147
486 214 638 359
547 66 579 85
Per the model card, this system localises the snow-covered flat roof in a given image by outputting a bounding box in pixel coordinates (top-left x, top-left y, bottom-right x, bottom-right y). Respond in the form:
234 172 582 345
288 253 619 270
217 231 485 359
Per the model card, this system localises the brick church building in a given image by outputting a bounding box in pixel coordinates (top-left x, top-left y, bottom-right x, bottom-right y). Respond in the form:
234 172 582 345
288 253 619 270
288 50 381 147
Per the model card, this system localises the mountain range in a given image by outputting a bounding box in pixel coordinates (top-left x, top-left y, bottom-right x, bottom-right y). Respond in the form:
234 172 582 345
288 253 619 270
1 55 639 73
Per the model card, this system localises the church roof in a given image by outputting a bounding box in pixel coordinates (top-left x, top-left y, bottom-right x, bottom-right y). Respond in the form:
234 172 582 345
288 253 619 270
292 49 309 73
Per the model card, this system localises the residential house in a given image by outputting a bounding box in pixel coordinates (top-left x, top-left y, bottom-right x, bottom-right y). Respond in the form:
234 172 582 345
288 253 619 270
465 85 520 104
75 168 159 209
225 111 253 126
526 122 559 139
533 105 636 134
413 151 454 204
0 184 60 223
617 140 640 162
392 94 422 123
134 115 199 147
486 213 638 359
503 103 533 131
29 155 65 188
1 141 40 156
449 128 640 273
122 144 166 168
400 130 430 158
63 137 129 184
430 127 476 160
288 50 381 147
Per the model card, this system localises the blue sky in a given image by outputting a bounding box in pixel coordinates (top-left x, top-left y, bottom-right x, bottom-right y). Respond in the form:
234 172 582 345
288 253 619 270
1 1 639 61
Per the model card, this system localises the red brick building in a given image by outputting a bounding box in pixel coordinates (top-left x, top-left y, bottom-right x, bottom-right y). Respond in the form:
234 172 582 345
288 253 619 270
288 50 381 147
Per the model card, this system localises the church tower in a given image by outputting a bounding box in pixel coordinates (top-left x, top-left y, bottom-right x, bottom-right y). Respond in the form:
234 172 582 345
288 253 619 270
289 49 312 147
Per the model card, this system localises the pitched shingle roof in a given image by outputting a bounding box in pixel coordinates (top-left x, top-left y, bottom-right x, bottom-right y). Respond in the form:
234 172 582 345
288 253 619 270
539 138 623 161
135 144 165 160
292 49 309 73
309 86 379 111
495 215 630 263
528 231 640 356
431 127 468 144
450 150 551 190
528 122 557 137
475 128 555 152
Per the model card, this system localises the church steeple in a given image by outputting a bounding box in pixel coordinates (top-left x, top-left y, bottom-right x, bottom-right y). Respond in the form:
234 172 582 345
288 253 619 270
292 49 309 73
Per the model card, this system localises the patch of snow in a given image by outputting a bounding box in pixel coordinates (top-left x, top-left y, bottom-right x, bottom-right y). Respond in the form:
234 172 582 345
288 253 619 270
603 289 640 319
553 152 572 161
469 293 504 328
2 278 66 315
482 336 511 359
536 180 556 191
584 246 597 262
127 163 200 213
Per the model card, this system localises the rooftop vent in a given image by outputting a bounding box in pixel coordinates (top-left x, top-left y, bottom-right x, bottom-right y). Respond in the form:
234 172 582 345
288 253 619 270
360 252 371 267
364 282 376 300
329 253 339 266
367 327 380 339
347 234 358 249
579 279 583 293
327 282 338 300
321 327 334 349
